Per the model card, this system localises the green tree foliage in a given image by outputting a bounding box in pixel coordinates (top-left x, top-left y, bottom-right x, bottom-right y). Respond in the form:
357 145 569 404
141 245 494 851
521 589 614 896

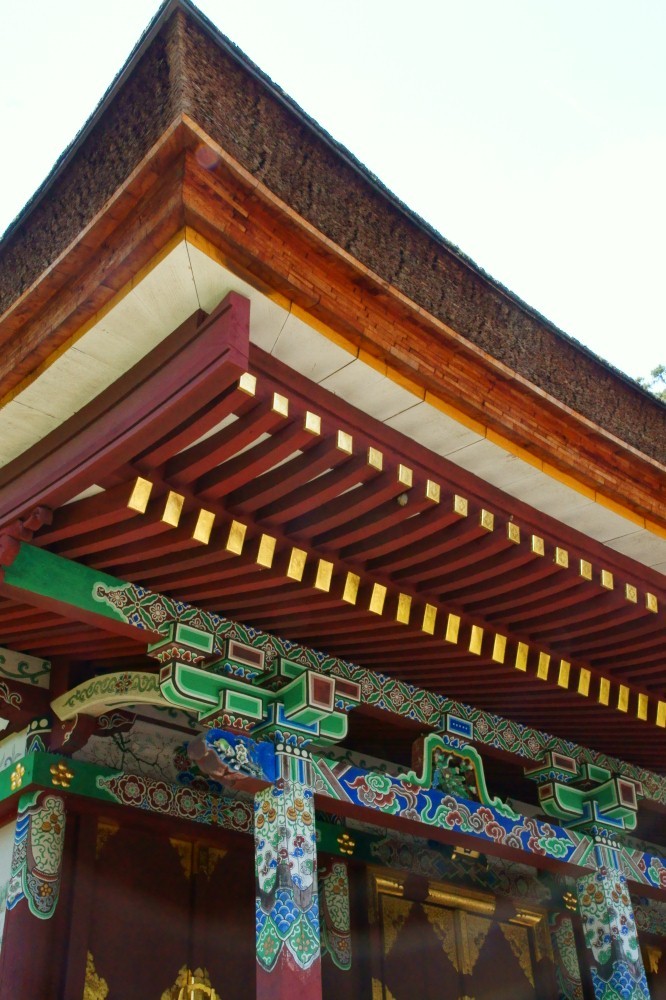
637 364 666 402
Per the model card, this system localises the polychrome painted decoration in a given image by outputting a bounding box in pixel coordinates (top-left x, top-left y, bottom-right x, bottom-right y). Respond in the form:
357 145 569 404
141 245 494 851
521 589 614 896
95 770 253 835
314 756 593 868
577 864 650 1000
255 749 320 973
550 913 584 1000
188 728 276 787
409 733 503 808
319 860 352 970
88 576 666 808
6 791 65 918
526 755 642 833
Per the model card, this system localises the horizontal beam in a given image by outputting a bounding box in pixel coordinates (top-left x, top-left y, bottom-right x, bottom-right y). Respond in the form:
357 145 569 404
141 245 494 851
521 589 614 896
1 749 664 898
3 542 666 812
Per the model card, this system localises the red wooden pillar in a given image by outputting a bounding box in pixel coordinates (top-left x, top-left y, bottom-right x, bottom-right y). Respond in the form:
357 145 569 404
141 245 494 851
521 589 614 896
549 911 585 1000
255 744 322 1000
576 844 651 1000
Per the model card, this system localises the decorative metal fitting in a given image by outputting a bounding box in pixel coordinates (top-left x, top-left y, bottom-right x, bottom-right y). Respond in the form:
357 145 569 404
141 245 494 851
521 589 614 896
10 763 25 791
50 761 74 788
337 832 356 856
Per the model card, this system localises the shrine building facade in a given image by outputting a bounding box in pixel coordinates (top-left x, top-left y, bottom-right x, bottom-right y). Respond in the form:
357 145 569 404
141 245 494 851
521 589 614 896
0 3 665 998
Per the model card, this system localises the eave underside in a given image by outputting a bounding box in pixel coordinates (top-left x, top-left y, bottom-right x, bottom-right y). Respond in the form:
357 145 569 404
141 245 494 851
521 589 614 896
0 10 664 796
0 303 664 773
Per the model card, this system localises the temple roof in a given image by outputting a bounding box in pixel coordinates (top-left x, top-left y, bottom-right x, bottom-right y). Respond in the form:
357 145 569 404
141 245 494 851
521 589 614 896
1 0 664 463
0 0 664 785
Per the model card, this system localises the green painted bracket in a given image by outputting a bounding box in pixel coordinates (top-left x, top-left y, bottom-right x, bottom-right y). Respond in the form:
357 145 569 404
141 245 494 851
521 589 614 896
160 659 272 721
526 750 642 832
536 773 642 832
525 750 580 786
159 657 359 744
149 621 216 659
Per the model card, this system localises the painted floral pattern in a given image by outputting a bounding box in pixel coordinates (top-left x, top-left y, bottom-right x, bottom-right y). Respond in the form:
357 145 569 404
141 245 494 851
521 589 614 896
96 771 253 834
254 753 320 973
94 580 666 809
7 792 66 918
578 868 639 967
319 861 351 970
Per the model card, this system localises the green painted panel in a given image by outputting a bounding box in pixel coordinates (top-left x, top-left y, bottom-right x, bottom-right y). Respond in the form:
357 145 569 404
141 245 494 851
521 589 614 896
280 658 306 680
175 623 214 653
225 690 264 719
4 544 128 622
319 714 347 741
281 675 308 717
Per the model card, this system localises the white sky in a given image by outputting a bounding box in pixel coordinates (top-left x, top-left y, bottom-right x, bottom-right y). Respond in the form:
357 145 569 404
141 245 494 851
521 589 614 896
1 0 664 382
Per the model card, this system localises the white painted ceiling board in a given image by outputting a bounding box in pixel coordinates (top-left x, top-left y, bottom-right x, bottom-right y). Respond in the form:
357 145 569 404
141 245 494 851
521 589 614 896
0 401 62 465
347 376 419 423
320 357 383 395
73 316 143 375
446 439 541 491
503 475 595 521
321 359 420 422
62 485 105 505
386 402 483 455
16 348 120 422
558 503 644 543
88 244 203 365
91 292 175 365
185 241 229 312
187 242 289 354
270 312 354 383
604 529 666 569
129 240 199 336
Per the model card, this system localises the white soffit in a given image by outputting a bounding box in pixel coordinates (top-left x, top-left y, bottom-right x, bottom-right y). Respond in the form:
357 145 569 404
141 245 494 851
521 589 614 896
386 404 483 456
1 236 664 575
442 438 543 489
321 360 420 422
271 312 353 383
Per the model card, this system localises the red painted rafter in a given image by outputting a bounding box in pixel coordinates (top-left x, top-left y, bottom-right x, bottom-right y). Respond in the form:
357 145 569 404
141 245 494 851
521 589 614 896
0 293 250 524
1 322 664 771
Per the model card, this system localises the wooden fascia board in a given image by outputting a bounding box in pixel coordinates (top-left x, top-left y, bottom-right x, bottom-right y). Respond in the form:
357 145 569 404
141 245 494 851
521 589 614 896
0 113 663 531
0 120 190 402
179 126 666 530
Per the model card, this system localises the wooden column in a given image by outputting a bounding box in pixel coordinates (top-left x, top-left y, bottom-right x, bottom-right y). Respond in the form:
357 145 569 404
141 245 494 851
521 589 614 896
577 842 651 1000
549 911 585 1000
0 791 67 999
255 743 322 1000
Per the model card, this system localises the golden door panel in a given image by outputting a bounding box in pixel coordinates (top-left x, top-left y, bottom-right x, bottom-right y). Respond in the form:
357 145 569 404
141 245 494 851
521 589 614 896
370 871 540 1000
